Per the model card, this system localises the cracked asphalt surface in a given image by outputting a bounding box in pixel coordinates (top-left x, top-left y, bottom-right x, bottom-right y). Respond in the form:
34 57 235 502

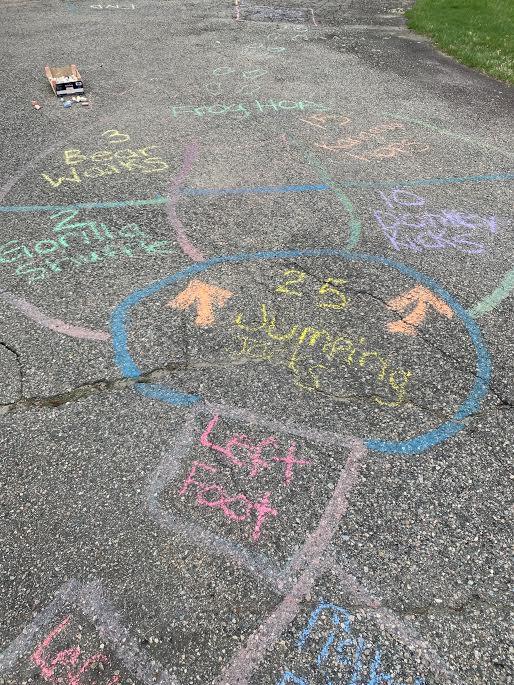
0 1 512 684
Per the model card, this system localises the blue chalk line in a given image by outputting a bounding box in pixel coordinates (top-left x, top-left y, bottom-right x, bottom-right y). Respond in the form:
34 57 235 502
0 172 512 214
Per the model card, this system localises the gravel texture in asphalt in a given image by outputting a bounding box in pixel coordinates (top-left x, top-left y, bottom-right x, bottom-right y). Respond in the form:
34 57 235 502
0 2 512 685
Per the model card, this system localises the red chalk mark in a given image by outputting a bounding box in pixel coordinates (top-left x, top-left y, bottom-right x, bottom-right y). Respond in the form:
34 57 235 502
167 142 205 262
201 415 251 466
179 460 216 495
32 616 74 681
247 436 277 478
1 580 175 684
0 290 110 342
178 460 278 539
252 491 278 541
31 615 119 685
200 415 310 483
386 285 453 335
272 441 310 486
198 485 253 522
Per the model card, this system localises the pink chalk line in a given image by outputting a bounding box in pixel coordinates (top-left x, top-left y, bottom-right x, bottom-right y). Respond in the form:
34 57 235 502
209 416 461 685
215 438 365 685
166 142 205 262
0 290 110 342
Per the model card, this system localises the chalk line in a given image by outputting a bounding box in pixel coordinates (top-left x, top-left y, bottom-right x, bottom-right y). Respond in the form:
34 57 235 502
217 553 462 685
0 581 80 674
468 265 514 318
0 174 511 216
0 185 329 215
147 404 363 587
301 149 362 250
279 437 364 584
215 430 461 685
0 113 113 206
146 407 282 585
383 111 514 160
0 145 61 206
78 581 177 685
166 142 205 262
215 438 365 685
0 290 110 342
207 403 367 588
216 562 320 685
329 561 463 684
0 115 114 343
0 580 176 685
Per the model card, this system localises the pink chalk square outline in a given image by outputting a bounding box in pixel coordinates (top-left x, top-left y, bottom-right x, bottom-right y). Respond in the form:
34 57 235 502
0 580 175 685
146 403 365 591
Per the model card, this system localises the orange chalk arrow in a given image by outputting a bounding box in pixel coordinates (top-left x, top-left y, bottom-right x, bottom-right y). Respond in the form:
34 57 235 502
386 285 453 335
168 279 233 327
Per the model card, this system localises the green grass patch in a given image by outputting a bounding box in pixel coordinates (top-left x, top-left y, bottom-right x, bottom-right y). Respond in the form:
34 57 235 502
405 0 514 84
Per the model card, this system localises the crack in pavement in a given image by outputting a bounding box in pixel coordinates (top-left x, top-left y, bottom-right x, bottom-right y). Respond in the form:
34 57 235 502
0 361 184 416
0 340 24 398
291 261 510 404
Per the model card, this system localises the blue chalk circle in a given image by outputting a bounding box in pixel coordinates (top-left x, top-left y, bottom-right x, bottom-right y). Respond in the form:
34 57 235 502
110 249 491 455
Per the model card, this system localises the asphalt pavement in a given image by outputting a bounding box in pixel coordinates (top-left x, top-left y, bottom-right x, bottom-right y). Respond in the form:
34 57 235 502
0 1 513 684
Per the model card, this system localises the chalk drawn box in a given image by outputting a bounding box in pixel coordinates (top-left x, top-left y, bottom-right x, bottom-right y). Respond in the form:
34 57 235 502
147 405 363 592
0 580 173 685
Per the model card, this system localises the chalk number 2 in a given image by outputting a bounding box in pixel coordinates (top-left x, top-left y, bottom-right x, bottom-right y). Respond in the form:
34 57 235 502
275 269 306 297
275 269 349 309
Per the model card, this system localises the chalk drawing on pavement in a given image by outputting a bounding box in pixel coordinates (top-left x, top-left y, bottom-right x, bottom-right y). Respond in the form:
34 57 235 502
0 580 175 685
374 188 506 254
275 599 426 685
148 405 363 584
1 210 175 285
111 250 491 455
41 130 168 189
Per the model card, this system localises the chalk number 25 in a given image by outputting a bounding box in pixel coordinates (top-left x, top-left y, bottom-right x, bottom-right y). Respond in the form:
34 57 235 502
275 269 349 309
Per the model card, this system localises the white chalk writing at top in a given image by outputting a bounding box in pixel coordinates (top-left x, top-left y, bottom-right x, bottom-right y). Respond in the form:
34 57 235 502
90 3 135 9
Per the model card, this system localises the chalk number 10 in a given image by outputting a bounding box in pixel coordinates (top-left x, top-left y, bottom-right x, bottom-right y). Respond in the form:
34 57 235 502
275 269 349 309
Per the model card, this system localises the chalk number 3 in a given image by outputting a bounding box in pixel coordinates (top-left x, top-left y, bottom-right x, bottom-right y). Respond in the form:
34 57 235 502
101 129 131 144
275 269 349 309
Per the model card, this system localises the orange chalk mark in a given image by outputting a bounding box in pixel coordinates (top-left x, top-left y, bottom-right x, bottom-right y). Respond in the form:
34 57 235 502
168 279 233 327
386 285 453 335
